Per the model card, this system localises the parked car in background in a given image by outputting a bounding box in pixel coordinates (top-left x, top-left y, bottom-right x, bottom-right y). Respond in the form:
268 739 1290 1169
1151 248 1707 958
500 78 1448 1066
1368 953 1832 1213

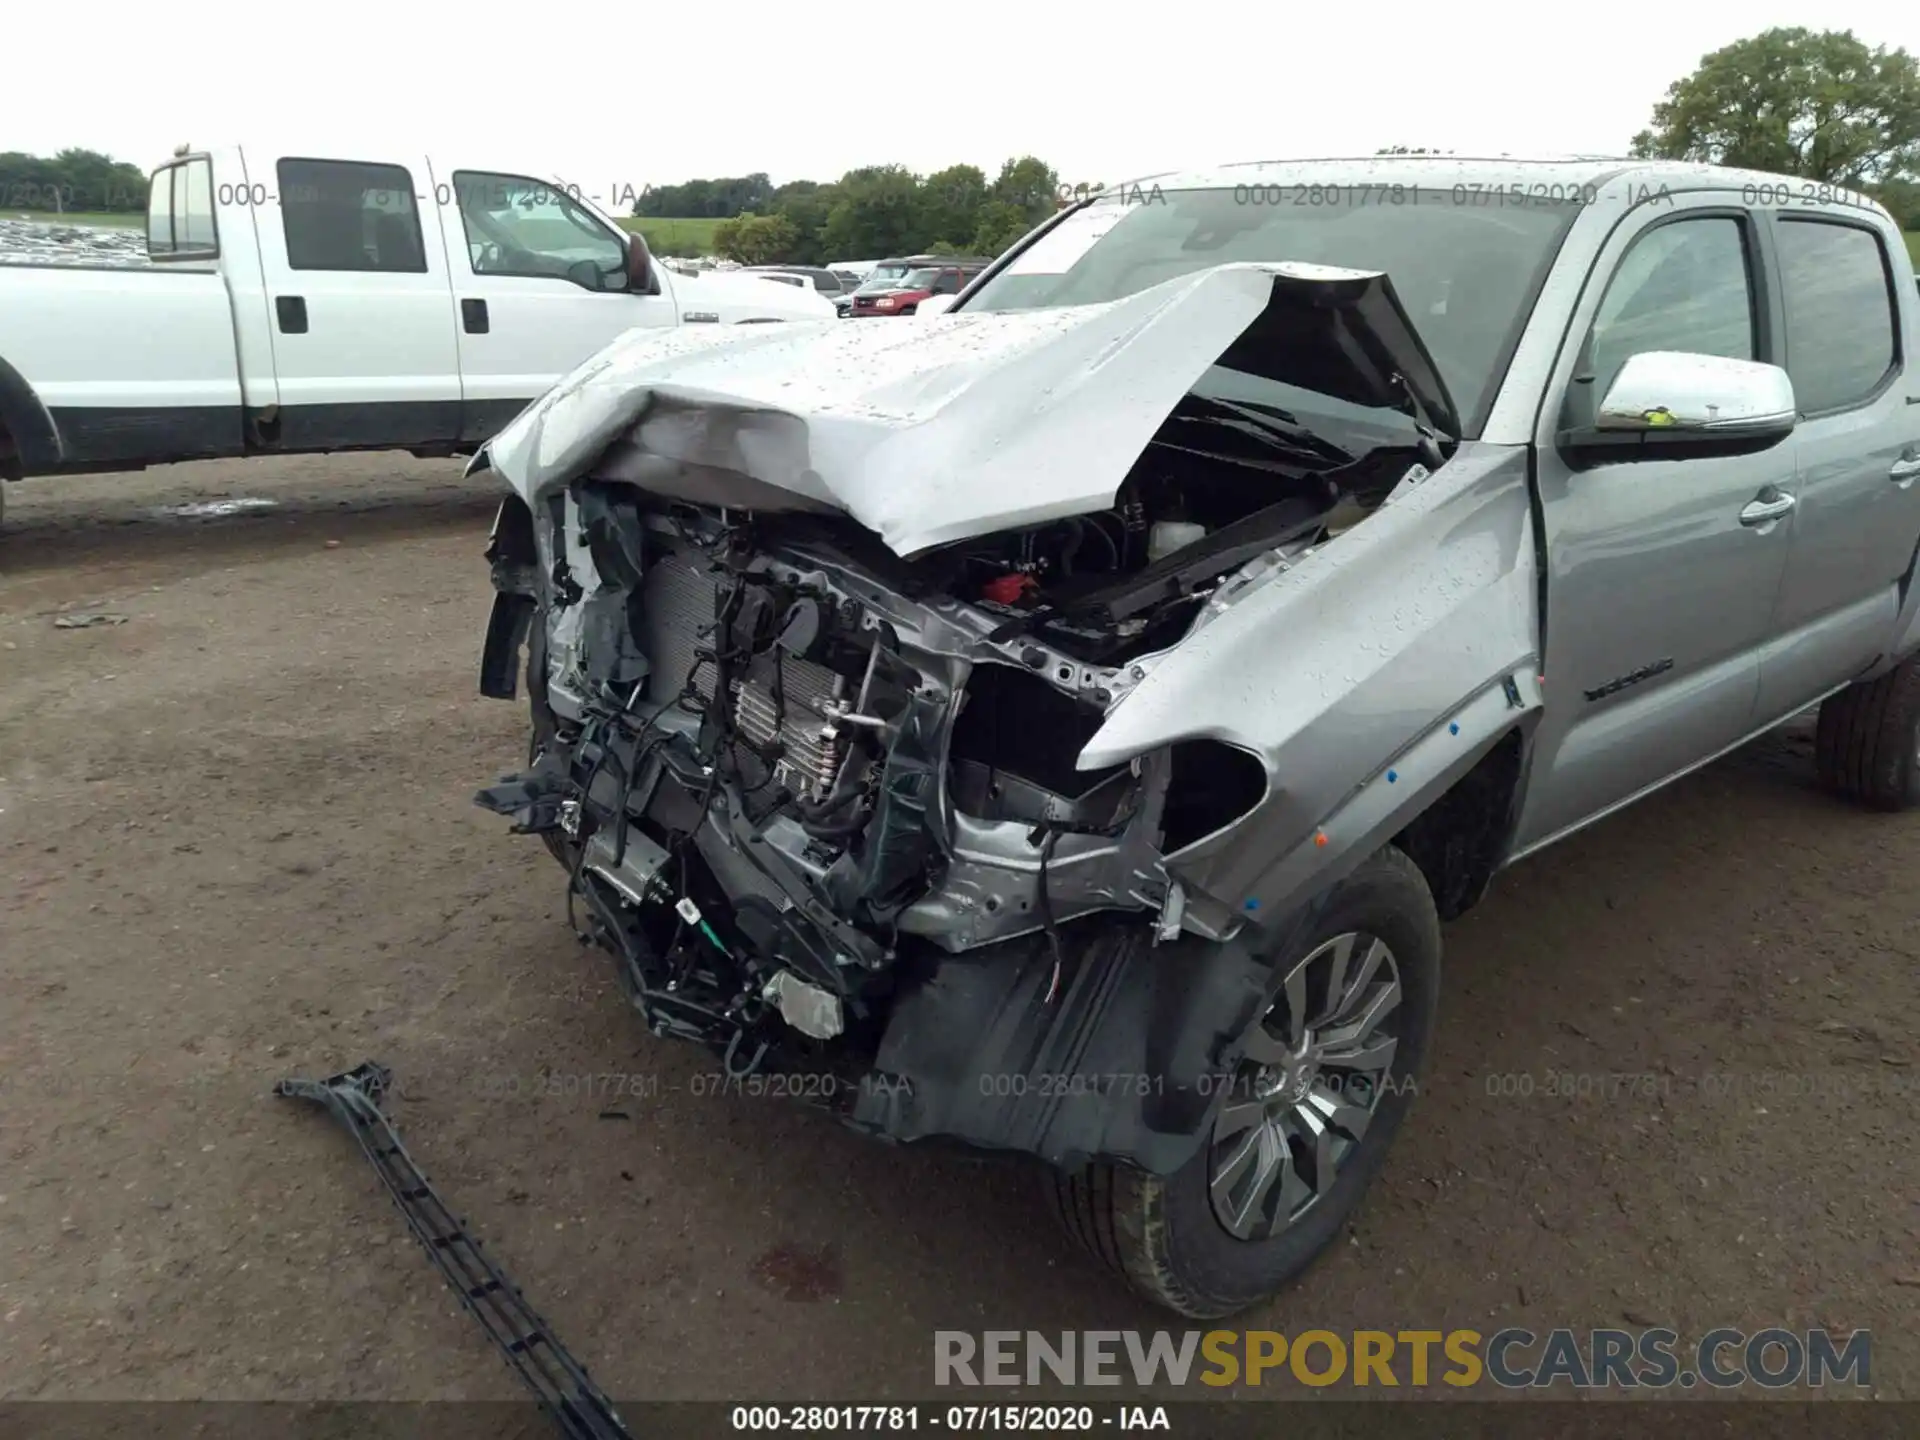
474 155 1920 1318
743 265 847 300
0 143 832 517
837 254 945 315
847 259 989 316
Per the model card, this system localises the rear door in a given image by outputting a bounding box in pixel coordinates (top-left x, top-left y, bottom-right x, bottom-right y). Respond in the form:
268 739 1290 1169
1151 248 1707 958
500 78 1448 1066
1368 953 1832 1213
1752 209 1920 718
252 154 462 448
431 168 677 442
1512 195 1795 853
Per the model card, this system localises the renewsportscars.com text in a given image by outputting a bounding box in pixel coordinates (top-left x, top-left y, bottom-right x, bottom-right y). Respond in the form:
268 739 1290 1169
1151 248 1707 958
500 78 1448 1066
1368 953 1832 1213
934 1328 1870 1390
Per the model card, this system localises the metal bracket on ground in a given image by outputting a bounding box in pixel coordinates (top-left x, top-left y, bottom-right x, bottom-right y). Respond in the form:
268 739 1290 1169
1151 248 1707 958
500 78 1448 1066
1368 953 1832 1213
274 1060 634 1440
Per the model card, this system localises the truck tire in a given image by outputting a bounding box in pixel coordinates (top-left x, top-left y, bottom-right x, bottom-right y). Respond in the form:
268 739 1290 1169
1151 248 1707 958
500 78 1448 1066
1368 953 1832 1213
1814 654 1920 812
1047 846 1441 1318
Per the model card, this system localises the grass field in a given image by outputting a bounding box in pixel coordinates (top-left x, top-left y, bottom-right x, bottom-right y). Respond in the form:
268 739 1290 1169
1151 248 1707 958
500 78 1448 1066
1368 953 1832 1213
7 210 142 229
619 215 725 256
1908 231 1920 268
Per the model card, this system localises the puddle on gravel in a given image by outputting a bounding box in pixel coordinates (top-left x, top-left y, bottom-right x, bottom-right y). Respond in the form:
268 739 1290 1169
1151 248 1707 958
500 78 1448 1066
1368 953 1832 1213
155 498 281 520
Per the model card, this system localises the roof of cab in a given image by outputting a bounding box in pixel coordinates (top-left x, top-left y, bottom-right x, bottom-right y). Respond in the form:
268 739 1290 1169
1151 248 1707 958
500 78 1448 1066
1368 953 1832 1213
1111 154 1886 212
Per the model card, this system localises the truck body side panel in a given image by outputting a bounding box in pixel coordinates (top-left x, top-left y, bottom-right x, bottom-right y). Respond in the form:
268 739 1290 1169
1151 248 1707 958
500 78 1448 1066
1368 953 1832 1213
0 264 245 468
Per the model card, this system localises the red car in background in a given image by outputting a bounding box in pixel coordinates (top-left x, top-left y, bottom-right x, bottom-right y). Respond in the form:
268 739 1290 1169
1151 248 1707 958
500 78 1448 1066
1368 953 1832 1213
846 257 990 316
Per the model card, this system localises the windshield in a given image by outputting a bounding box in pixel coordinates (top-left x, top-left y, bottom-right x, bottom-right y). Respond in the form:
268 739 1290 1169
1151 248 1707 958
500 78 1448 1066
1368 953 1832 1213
857 265 912 292
963 186 1583 434
898 268 943 290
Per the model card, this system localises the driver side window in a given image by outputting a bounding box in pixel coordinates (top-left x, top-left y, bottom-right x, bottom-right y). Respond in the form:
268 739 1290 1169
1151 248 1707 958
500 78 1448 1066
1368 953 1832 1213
1576 216 1756 414
451 171 627 291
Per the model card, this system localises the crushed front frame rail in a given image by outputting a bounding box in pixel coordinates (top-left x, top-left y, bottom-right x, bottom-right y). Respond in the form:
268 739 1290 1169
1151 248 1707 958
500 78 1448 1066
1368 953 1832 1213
274 1061 634 1440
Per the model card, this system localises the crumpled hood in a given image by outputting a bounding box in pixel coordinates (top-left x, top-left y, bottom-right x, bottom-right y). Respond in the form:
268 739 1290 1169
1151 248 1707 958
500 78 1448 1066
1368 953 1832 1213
477 261 1457 557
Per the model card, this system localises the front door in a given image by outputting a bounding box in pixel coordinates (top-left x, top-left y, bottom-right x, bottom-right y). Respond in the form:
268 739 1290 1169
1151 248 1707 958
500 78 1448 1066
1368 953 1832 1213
433 167 677 441
1512 197 1796 853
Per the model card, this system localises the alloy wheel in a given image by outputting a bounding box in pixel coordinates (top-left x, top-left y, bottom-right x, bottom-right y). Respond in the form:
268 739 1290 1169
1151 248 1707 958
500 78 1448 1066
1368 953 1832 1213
1207 931 1404 1240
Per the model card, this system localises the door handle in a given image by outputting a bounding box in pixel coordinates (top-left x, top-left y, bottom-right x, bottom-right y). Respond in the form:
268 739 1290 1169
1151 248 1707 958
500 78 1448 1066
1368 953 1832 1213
1739 491 1797 527
461 298 489 334
275 296 308 334
1891 450 1920 486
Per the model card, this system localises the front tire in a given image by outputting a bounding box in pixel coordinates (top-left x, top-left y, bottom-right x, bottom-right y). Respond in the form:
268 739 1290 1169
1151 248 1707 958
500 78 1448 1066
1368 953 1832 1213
1048 845 1441 1318
1814 653 1920 812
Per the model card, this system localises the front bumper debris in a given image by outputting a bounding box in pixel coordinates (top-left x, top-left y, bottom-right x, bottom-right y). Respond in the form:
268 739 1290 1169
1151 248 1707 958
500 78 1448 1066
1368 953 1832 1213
274 1062 633 1440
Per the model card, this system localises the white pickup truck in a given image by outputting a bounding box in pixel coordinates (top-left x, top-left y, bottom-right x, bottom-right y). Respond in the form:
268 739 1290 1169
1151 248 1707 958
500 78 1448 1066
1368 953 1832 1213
0 144 833 514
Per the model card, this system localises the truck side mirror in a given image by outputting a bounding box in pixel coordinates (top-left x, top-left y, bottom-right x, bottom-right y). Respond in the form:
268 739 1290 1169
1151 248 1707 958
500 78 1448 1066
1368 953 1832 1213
1560 350 1797 464
625 232 657 295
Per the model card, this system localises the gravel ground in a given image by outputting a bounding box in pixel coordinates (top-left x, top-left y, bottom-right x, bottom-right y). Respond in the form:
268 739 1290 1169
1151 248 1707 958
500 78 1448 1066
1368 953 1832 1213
1 456 1917 1410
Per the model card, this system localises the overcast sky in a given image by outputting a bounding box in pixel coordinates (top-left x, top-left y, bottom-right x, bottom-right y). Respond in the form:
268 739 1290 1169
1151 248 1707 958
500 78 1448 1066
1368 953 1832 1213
10 4 1919 194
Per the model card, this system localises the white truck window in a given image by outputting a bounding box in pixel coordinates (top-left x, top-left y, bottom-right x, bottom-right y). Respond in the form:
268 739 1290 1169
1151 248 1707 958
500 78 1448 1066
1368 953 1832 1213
451 172 628 292
146 157 218 260
276 158 428 274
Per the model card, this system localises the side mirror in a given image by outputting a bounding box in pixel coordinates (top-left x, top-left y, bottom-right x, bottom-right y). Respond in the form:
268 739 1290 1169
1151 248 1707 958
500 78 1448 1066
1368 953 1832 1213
567 258 610 291
915 294 958 317
1564 351 1796 461
625 231 656 294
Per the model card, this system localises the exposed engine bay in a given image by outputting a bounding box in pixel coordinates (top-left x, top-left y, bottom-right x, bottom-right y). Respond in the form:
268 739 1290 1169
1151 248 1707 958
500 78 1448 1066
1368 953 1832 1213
467 257 1475 1170
477 380 1436 1075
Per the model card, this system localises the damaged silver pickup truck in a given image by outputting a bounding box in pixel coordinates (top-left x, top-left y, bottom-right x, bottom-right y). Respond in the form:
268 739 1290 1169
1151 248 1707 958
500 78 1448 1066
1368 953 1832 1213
471 157 1920 1317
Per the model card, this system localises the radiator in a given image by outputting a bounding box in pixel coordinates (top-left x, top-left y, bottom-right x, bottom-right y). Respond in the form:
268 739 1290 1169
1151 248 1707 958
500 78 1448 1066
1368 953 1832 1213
638 552 847 800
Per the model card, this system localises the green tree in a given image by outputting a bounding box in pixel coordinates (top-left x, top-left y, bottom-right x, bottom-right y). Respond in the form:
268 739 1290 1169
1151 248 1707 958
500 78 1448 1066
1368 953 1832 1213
821 166 924 259
1630 28 1920 186
918 164 988 251
0 148 147 212
990 156 1061 223
970 200 1035 256
770 181 842 265
632 173 774 219
713 211 799 264
1877 175 1920 228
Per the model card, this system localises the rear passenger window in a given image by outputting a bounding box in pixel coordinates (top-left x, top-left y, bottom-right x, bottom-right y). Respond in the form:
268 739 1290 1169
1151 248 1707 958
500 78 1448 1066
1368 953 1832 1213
1775 219 1899 414
1583 217 1755 401
277 158 427 273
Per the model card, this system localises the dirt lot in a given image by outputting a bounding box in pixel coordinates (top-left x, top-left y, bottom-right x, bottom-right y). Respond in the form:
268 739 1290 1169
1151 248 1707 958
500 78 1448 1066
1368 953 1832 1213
2 455 1918 1408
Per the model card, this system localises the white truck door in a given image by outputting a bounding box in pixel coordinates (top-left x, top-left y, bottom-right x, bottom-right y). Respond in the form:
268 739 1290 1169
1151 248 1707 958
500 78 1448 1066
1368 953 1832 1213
430 167 676 441
249 152 462 449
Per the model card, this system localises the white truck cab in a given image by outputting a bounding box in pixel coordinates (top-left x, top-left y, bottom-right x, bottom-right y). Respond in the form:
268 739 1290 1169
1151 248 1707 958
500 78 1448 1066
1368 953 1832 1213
0 144 832 493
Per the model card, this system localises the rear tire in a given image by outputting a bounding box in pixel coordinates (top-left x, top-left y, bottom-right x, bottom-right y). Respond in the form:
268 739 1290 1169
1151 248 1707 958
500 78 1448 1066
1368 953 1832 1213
1048 845 1441 1318
1814 654 1920 812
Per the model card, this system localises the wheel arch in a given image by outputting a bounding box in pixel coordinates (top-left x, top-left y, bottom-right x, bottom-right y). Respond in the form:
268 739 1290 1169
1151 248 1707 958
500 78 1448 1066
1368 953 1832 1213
0 352 62 477
1392 724 1528 921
